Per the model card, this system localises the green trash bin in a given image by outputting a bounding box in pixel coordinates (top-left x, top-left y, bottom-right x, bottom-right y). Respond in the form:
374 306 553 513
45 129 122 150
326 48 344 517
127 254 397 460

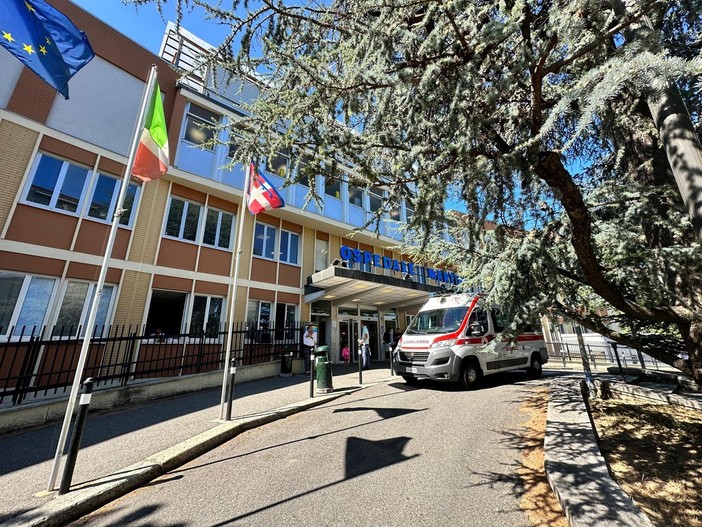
315 345 334 394
280 348 293 377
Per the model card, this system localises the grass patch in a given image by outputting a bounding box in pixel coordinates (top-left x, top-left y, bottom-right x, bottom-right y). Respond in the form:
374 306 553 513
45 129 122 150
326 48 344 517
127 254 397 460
589 397 702 527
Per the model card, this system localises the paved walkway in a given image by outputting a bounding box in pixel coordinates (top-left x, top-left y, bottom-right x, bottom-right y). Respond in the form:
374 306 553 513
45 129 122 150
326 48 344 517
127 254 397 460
0 362 698 527
0 365 393 527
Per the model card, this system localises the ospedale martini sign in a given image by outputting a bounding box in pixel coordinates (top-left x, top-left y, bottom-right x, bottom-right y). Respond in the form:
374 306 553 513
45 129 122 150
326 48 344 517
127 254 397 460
339 245 461 286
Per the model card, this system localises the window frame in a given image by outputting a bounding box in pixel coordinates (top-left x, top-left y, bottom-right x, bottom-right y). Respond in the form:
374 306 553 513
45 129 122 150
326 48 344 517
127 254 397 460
274 302 297 340
202 207 235 250
164 195 203 243
314 238 329 272
182 103 220 150
0 271 57 341
348 184 364 208
189 294 224 339
266 148 291 178
22 153 91 216
246 299 272 342
279 229 300 265
86 172 141 228
53 280 116 338
369 186 384 213
252 222 278 260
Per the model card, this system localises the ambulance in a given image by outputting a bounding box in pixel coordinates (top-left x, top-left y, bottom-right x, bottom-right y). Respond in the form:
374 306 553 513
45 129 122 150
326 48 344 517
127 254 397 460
394 293 548 389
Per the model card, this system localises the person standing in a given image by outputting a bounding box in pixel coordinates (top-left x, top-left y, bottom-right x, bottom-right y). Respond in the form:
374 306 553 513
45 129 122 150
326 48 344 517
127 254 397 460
302 325 315 374
341 342 350 366
382 327 391 360
359 323 371 370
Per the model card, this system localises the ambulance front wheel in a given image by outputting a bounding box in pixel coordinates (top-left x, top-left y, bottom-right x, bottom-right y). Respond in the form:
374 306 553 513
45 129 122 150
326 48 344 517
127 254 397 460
459 360 482 390
527 355 543 378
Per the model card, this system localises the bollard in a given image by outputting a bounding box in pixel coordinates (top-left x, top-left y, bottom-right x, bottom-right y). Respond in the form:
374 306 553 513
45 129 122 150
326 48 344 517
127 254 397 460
58 378 94 495
309 351 315 398
225 358 236 421
358 344 363 385
389 346 394 375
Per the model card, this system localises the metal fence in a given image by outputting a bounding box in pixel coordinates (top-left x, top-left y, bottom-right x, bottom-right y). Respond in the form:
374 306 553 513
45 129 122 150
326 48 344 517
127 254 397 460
0 322 304 406
548 340 662 370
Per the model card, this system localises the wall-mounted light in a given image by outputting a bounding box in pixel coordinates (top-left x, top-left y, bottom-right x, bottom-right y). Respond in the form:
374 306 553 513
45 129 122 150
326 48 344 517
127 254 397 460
331 258 341 266
403 273 413 281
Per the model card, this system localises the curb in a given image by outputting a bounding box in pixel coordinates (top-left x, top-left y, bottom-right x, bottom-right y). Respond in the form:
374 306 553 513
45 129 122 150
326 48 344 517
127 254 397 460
601 380 702 411
0 389 354 527
544 379 655 527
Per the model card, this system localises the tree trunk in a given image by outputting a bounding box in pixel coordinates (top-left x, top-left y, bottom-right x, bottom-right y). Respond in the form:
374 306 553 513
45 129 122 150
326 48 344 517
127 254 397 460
683 320 702 385
611 0 702 240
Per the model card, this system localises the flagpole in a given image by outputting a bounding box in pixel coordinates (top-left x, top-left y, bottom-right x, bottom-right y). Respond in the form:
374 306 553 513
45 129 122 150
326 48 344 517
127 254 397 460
47 65 160 492
219 163 252 419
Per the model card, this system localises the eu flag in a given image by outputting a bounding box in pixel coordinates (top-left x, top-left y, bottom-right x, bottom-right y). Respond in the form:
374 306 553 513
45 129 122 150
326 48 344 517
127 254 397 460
0 0 94 99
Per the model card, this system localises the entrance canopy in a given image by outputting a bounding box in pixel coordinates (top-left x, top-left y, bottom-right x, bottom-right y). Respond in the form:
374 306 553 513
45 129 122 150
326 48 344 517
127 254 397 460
305 265 445 310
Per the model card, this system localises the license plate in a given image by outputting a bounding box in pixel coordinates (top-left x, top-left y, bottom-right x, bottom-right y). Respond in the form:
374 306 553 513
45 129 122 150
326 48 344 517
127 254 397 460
406 367 418 374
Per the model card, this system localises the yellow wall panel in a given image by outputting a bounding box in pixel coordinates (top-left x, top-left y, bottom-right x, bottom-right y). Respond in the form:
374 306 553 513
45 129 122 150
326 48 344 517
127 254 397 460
113 270 151 329
0 121 38 233
128 178 169 264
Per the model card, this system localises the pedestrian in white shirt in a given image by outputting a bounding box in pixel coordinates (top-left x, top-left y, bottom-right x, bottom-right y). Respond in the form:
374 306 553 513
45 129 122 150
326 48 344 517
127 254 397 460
302 325 315 374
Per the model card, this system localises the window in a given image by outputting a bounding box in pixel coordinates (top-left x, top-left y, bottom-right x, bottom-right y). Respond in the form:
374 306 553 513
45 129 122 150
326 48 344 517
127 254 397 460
325 178 341 199
165 196 202 242
253 222 277 259
24 153 90 214
491 308 509 333
145 290 187 336
266 148 291 177
390 206 401 221
279 230 300 265
413 265 426 284
315 239 329 272
54 281 115 337
0 272 56 338
87 173 140 227
466 308 489 336
226 124 245 159
275 302 297 339
203 208 234 250
190 295 223 337
369 186 383 212
183 104 219 149
349 185 363 207
295 155 314 186
247 299 272 342
406 306 468 334
405 204 415 224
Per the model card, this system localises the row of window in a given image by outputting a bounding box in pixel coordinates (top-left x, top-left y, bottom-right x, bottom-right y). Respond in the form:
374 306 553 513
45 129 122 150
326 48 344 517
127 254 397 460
24 153 140 226
0 270 299 341
182 102 415 221
164 196 235 250
23 153 301 260
0 271 114 339
163 195 302 265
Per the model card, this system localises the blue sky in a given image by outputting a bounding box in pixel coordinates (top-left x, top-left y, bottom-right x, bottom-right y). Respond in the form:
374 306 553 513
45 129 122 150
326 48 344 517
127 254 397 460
71 0 230 53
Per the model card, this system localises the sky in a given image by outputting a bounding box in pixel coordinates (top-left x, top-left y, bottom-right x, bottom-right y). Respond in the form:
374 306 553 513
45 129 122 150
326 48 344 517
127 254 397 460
70 0 232 54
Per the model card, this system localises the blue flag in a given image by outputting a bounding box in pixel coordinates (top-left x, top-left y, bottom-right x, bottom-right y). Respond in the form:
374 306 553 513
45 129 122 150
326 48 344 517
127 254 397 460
0 0 94 99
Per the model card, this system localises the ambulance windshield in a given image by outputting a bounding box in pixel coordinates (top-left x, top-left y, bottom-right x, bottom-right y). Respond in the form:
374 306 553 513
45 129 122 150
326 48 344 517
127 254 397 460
405 307 468 335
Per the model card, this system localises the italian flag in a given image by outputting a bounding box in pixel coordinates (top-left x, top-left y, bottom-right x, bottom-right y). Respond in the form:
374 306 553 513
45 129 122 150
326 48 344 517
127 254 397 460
131 81 169 182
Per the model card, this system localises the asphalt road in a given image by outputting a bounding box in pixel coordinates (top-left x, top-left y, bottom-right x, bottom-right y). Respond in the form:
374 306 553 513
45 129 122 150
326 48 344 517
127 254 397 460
70 373 546 527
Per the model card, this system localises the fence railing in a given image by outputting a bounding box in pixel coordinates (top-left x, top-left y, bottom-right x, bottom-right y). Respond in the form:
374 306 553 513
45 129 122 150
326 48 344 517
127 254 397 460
0 322 304 406
548 340 662 370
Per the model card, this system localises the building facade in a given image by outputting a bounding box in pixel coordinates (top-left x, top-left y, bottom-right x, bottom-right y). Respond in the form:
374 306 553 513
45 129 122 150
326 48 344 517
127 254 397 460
0 1 456 367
